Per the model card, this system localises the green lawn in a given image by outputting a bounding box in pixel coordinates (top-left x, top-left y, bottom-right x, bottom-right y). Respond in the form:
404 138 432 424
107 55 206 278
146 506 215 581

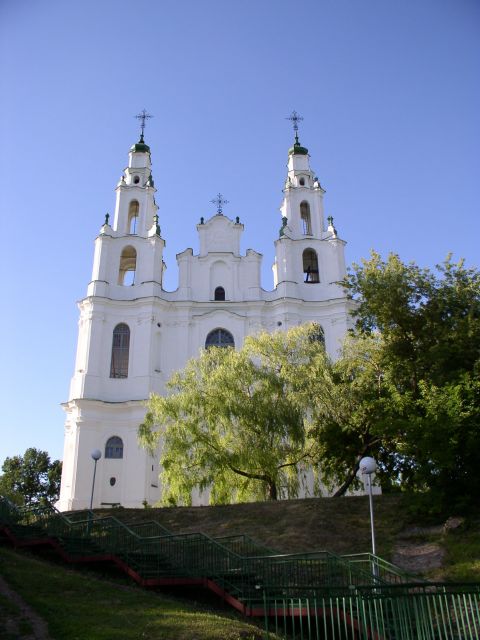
442 522 480 582
0 547 268 640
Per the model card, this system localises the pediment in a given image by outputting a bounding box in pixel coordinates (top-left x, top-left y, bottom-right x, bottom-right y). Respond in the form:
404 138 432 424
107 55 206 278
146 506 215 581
191 308 246 320
197 214 243 256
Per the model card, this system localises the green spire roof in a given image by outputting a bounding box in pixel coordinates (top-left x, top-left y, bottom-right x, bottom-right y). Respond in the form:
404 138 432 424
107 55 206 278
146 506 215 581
288 133 308 156
130 134 150 153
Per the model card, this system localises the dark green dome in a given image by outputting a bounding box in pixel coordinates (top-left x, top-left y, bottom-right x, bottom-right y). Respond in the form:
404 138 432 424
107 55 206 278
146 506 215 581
288 141 308 156
130 135 150 153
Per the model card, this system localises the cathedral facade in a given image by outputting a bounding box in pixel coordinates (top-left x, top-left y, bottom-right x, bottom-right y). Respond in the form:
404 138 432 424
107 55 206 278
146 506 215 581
57 124 353 511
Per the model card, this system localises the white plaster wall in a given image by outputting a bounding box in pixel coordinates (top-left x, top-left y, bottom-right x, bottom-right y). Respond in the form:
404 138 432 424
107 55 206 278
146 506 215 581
198 215 242 256
57 401 157 511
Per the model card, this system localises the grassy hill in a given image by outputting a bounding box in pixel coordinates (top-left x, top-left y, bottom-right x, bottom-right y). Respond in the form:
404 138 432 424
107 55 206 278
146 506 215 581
101 494 480 582
1 494 479 639
0 546 267 640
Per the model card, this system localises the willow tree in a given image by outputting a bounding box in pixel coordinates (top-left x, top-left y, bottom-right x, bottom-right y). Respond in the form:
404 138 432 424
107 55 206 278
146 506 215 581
139 325 329 504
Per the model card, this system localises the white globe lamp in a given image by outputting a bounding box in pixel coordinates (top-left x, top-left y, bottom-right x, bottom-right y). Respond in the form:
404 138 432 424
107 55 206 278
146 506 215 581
89 449 102 510
359 455 378 571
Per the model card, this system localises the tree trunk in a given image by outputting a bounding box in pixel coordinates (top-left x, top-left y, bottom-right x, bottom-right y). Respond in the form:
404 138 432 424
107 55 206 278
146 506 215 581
333 444 372 497
228 465 278 500
268 482 278 500
333 466 359 497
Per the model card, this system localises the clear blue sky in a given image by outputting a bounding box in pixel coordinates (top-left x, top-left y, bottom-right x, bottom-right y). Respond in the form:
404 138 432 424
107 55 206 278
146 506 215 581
0 0 478 465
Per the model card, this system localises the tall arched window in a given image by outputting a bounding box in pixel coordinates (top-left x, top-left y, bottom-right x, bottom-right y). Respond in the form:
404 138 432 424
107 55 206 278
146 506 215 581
110 323 130 378
303 249 320 283
205 328 234 348
128 200 139 234
214 286 225 301
300 201 312 235
105 436 123 459
118 246 137 285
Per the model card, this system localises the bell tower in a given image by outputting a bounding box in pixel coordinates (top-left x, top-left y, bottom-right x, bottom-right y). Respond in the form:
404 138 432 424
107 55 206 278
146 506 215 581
58 113 165 511
273 112 346 300
89 130 164 296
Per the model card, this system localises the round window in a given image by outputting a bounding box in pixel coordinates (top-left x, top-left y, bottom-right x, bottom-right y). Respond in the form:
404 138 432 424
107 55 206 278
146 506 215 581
109 477 116 486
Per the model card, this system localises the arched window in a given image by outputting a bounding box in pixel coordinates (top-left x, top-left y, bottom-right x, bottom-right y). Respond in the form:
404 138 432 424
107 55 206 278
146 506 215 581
214 286 225 301
300 201 312 235
303 249 320 283
105 436 123 459
205 328 235 349
118 246 136 285
128 200 139 234
110 323 130 378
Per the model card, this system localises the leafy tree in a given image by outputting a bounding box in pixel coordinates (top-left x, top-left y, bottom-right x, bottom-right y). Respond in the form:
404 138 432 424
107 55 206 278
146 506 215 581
0 448 62 506
0 474 24 506
345 252 480 390
341 252 480 508
304 334 398 496
139 325 328 504
410 374 480 509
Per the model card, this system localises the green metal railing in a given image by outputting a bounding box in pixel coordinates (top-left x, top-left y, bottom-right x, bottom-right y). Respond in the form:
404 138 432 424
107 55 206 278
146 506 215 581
212 533 277 557
0 499 386 590
341 553 424 586
1 497 479 639
261 583 480 639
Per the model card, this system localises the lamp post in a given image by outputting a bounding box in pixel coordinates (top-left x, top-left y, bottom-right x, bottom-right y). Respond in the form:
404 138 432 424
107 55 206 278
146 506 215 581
89 449 102 510
359 456 378 578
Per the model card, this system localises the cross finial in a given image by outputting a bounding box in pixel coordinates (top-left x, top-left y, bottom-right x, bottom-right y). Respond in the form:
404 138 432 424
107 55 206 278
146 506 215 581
286 110 303 143
210 192 229 215
135 109 153 141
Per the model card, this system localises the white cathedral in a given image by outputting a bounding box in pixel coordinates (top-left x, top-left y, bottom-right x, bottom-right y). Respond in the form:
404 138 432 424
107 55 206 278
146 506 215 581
57 117 354 511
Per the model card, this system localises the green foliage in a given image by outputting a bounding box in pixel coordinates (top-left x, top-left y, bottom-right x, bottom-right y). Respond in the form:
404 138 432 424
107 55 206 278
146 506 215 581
345 252 480 390
0 448 62 506
411 375 480 509
140 325 328 504
305 334 399 495
442 522 480 582
0 475 24 506
343 252 480 509
140 252 480 509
